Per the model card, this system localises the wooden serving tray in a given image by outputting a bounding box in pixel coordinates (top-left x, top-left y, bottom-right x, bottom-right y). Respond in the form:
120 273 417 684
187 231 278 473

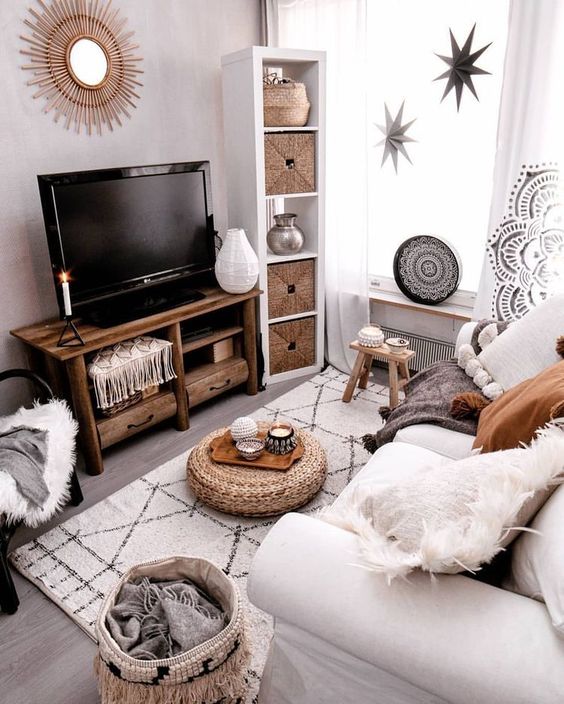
210 430 304 471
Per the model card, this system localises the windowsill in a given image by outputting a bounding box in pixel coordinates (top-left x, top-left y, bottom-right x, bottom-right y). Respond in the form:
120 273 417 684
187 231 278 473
369 275 475 321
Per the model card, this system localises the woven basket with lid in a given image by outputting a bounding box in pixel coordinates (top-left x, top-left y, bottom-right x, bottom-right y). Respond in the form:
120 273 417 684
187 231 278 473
263 80 310 127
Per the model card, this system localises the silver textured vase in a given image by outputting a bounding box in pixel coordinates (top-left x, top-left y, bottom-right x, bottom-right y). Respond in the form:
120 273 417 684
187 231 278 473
267 213 305 255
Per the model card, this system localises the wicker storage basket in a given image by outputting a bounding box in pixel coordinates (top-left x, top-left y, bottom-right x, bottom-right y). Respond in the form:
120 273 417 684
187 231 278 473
264 133 315 196
263 81 310 127
95 556 250 704
268 259 315 319
269 316 316 375
99 392 142 418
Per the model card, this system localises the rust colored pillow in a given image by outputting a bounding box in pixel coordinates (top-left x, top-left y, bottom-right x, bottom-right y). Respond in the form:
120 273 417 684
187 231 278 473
473 360 564 453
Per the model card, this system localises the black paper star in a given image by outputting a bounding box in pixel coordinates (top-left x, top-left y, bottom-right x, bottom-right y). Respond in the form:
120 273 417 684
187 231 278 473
376 101 417 173
434 24 492 111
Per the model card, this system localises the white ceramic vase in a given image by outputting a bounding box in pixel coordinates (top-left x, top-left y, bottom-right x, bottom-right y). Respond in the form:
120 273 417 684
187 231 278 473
215 228 259 294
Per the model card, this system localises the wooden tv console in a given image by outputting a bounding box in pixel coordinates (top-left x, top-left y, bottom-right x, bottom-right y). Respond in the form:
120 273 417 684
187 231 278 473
11 286 260 475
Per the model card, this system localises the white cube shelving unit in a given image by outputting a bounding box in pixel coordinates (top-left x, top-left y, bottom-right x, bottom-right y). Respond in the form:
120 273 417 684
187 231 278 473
221 46 326 386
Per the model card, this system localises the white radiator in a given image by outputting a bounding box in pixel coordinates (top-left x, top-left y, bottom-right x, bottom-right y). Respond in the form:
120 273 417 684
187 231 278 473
376 327 455 372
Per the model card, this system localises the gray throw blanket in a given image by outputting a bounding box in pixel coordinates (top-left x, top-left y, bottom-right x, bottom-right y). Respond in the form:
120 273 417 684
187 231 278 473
363 359 482 452
107 577 226 660
0 425 49 508
362 320 509 453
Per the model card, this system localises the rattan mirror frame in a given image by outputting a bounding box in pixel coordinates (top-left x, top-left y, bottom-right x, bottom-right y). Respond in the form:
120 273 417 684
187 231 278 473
21 0 143 135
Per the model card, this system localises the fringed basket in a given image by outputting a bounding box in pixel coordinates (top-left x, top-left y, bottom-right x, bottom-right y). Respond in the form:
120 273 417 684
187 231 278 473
95 556 250 704
263 73 310 127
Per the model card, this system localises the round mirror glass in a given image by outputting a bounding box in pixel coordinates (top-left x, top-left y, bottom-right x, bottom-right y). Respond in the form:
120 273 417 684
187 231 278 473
68 38 108 86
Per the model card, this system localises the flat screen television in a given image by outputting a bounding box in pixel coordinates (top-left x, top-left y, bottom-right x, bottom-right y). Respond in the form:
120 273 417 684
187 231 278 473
38 161 216 325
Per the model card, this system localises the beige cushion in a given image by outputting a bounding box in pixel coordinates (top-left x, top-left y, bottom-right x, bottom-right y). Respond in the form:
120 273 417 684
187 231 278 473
394 424 475 459
478 294 564 392
505 483 564 634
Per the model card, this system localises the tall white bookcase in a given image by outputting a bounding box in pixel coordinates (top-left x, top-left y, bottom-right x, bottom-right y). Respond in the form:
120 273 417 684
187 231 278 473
221 46 326 386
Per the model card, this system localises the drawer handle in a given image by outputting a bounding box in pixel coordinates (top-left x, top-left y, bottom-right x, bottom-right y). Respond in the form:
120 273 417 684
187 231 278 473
285 158 295 170
210 378 231 391
287 284 296 294
127 414 154 430
288 341 296 351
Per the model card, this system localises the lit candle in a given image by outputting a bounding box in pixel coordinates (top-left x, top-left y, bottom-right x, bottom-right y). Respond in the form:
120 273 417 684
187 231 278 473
269 426 292 438
61 271 72 317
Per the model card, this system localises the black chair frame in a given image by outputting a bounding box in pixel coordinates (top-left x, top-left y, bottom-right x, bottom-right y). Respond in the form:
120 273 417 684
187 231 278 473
0 369 83 614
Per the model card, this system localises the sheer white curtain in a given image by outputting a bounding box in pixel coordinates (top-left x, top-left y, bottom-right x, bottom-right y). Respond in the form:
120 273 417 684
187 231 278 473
474 0 564 319
267 0 370 373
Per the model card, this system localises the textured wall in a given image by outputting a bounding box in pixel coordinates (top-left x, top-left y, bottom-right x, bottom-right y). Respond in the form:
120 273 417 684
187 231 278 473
0 0 261 412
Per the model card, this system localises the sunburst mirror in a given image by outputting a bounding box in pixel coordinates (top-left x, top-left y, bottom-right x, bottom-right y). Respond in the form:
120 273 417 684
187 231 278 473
20 0 143 135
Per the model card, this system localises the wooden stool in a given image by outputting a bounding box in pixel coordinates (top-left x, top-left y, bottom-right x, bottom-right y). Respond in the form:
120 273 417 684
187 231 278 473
342 341 416 409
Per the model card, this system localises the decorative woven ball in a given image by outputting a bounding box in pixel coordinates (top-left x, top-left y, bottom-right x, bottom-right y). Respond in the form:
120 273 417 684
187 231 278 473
358 326 385 347
230 416 258 442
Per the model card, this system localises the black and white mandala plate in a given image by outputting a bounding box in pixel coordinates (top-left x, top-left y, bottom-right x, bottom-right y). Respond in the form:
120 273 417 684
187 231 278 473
393 236 462 305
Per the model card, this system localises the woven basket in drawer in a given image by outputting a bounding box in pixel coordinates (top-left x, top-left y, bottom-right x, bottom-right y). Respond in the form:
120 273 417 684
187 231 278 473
269 316 315 375
98 392 142 418
264 133 315 196
268 259 315 319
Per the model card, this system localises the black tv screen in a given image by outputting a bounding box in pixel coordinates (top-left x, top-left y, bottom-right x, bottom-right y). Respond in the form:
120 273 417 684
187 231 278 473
38 162 216 316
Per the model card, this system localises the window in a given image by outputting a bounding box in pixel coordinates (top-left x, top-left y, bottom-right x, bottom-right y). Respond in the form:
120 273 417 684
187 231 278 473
367 0 509 291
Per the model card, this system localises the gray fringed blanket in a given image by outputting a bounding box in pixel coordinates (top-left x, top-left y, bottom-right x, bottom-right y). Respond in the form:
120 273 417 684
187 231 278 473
362 320 508 453
363 359 481 453
106 577 226 660
0 425 49 508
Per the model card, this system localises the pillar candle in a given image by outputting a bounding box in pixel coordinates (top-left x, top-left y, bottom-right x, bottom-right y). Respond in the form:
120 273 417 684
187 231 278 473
61 272 72 317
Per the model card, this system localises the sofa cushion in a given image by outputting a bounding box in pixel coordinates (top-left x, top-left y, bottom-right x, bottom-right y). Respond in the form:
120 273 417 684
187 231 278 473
505 483 564 635
333 441 444 509
478 294 564 394
395 424 475 459
473 360 564 453
323 425 564 580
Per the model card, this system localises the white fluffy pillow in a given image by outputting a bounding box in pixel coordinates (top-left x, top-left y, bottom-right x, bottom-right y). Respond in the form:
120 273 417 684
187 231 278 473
458 295 564 399
322 424 564 582
504 482 564 634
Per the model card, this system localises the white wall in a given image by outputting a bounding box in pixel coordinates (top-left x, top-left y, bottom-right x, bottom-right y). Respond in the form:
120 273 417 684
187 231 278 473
0 0 261 412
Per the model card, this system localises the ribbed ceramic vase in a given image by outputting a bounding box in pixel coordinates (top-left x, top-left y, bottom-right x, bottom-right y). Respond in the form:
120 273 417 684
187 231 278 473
215 228 259 294
267 213 305 255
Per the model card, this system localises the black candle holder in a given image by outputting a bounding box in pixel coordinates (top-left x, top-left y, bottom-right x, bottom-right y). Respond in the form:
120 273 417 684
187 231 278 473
57 316 85 348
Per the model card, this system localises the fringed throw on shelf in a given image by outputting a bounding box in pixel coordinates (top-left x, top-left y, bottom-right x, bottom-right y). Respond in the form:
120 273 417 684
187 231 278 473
88 336 176 410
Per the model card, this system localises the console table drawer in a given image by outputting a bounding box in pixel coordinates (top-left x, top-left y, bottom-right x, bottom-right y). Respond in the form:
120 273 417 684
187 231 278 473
186 357 249 407
97 391 177 449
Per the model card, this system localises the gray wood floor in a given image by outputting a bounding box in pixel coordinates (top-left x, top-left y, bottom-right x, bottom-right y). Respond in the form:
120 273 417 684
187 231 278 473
0 376 316 704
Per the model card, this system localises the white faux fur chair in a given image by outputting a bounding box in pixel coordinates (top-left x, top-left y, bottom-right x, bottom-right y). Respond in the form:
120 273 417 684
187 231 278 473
0 369 83 614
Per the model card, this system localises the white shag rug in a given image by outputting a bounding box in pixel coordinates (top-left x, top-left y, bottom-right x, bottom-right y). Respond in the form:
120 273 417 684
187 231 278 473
11 366 387 702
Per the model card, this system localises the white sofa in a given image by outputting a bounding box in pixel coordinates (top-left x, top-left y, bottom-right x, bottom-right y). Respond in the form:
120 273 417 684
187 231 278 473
248 322 564 704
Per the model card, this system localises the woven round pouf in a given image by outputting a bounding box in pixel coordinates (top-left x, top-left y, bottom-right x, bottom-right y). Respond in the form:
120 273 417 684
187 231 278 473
187 423 327 516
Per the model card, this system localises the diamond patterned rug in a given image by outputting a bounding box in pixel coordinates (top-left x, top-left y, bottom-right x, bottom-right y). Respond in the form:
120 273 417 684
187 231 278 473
11 366 387 702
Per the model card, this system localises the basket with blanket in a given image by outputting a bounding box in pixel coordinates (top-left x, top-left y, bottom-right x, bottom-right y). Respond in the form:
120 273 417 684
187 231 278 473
95 555 250 704
88 336 176 417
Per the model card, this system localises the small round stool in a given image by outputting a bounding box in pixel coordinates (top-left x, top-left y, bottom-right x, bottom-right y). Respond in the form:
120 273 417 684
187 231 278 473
187 423 327 517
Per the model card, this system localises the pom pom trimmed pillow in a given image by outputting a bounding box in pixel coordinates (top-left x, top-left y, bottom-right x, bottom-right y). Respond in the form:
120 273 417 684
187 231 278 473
458 294 564 400
322 423 564 582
